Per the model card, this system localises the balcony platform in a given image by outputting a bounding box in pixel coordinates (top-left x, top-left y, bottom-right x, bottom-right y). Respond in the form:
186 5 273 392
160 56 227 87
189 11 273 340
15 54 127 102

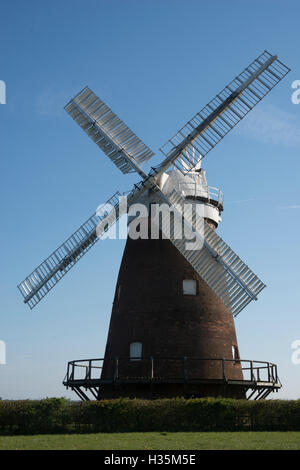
63 357 281 401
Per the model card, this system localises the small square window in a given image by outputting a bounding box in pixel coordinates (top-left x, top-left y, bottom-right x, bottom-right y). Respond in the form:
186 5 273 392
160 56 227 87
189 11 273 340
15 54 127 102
183 279 197 295
130 342 142 361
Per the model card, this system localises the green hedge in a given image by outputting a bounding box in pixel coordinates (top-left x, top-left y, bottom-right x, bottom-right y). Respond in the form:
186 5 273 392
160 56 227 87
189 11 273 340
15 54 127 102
0 397 300 435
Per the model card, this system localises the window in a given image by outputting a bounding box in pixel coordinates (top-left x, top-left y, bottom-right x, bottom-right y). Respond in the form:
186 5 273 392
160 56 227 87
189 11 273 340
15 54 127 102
118 284 122 300
183 279 197 295
130 342 142 361
232 345 239 363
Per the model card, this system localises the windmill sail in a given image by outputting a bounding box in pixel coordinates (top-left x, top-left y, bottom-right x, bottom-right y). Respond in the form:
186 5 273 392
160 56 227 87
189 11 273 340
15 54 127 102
18 181 149 309
156 187 265 316
159 51 290 173
65 87 154 176
18 191 120 309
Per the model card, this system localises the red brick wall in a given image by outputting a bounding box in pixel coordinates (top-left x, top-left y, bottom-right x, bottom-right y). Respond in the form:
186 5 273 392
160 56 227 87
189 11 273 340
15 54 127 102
100 233 244 398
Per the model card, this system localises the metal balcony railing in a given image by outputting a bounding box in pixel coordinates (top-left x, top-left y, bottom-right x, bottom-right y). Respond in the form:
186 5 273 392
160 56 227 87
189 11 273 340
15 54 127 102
64 357 280 386
179 183 224 207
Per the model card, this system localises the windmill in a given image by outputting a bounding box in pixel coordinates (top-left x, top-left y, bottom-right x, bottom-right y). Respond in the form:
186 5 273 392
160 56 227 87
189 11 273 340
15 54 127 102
18 51 290 401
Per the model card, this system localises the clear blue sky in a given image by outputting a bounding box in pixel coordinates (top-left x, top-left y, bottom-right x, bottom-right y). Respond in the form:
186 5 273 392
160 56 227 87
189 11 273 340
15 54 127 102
1 0 300 399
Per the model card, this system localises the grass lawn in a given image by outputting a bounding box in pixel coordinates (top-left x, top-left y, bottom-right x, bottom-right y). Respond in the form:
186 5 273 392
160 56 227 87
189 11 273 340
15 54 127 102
0 432 300 450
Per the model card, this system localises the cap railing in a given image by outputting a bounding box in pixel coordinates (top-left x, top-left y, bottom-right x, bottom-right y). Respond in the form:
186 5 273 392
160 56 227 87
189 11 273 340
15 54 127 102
179 183 224 207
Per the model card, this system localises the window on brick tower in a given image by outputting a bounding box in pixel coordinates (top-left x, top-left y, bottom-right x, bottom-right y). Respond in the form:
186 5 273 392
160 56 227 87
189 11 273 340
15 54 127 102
183 279 197 295
130 342 142 361
118 284 122 300
232 345 240 363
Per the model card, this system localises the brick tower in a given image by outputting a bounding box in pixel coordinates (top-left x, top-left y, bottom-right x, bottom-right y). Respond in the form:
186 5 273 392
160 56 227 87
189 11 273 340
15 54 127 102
99 168 245 399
